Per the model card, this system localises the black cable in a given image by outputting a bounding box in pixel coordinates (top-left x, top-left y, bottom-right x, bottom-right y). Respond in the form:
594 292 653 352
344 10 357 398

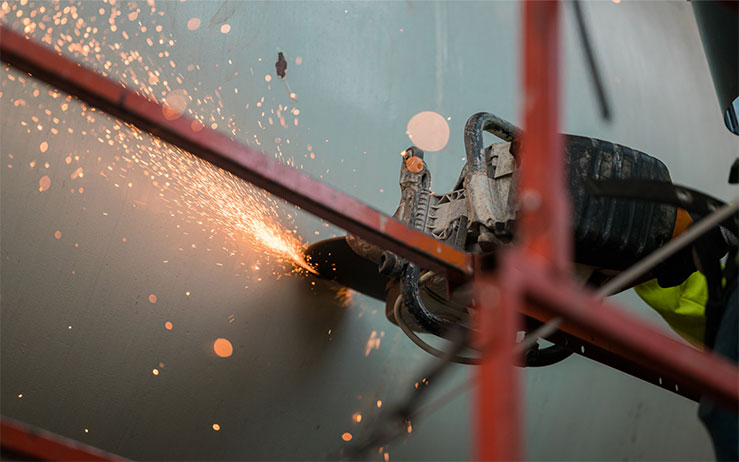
572 0 612 121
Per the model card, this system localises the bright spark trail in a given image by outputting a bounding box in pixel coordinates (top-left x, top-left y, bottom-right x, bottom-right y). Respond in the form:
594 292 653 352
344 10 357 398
1 0 316 276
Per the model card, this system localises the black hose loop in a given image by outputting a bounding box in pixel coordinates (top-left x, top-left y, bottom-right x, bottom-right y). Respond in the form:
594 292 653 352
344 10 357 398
463 112 521 174
400 263 457 338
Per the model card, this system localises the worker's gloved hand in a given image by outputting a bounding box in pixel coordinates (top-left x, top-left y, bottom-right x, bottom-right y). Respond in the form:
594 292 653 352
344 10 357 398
652 222 728 288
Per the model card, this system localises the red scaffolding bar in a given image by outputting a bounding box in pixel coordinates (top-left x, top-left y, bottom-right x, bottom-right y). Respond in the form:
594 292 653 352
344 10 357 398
475 2 567 460
0 418 127 461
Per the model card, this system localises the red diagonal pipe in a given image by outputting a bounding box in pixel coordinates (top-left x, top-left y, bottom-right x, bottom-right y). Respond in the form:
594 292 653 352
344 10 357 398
1 418 127 461
0 25 472 279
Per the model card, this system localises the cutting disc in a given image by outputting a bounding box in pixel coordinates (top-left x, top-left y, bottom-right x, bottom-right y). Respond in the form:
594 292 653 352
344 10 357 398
304 237 390 300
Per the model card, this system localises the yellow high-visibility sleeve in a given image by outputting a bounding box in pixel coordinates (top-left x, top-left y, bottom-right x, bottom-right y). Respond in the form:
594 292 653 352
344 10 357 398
634 271 708 347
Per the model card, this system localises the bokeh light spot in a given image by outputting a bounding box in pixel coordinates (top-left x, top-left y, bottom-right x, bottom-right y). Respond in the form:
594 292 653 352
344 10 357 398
162 89 188 121
406 111 450 152
187 17 201 31
213 338 233 358
341 432 353 442
38 175 51 192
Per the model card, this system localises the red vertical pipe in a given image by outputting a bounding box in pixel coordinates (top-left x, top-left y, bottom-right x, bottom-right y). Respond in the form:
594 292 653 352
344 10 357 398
475 269 522 461
475 1 564 460
517 0 570 272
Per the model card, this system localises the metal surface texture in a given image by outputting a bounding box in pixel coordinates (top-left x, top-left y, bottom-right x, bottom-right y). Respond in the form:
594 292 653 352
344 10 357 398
3 1 738 461
0 24 472 279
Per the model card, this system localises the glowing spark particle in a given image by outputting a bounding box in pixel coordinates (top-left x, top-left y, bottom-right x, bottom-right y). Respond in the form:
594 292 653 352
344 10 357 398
17 393 22 399
364 330 382 357
335 287 353 307
384 453 390 462
5 2 315 282
54 230 62 239
186 17 201 31
152 368 159 375
213 338 233 358
295 56 303 65
165 321 173 330
264 74 272 82
84 428 89 433
212 424 221 431
376 400 382 408
341 432 352 442
612 0 621 3
38 175 51 192
185 291 191 296
148 294 157 303
352 412 362 423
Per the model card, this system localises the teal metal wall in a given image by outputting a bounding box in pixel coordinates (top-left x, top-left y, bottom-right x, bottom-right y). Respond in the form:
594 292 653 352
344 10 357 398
2 1 736 460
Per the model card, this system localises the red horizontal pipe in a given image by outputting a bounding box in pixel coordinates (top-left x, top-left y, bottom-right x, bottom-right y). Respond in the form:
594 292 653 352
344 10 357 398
0 25 472 278
1 418 127 461
514 252 739 410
